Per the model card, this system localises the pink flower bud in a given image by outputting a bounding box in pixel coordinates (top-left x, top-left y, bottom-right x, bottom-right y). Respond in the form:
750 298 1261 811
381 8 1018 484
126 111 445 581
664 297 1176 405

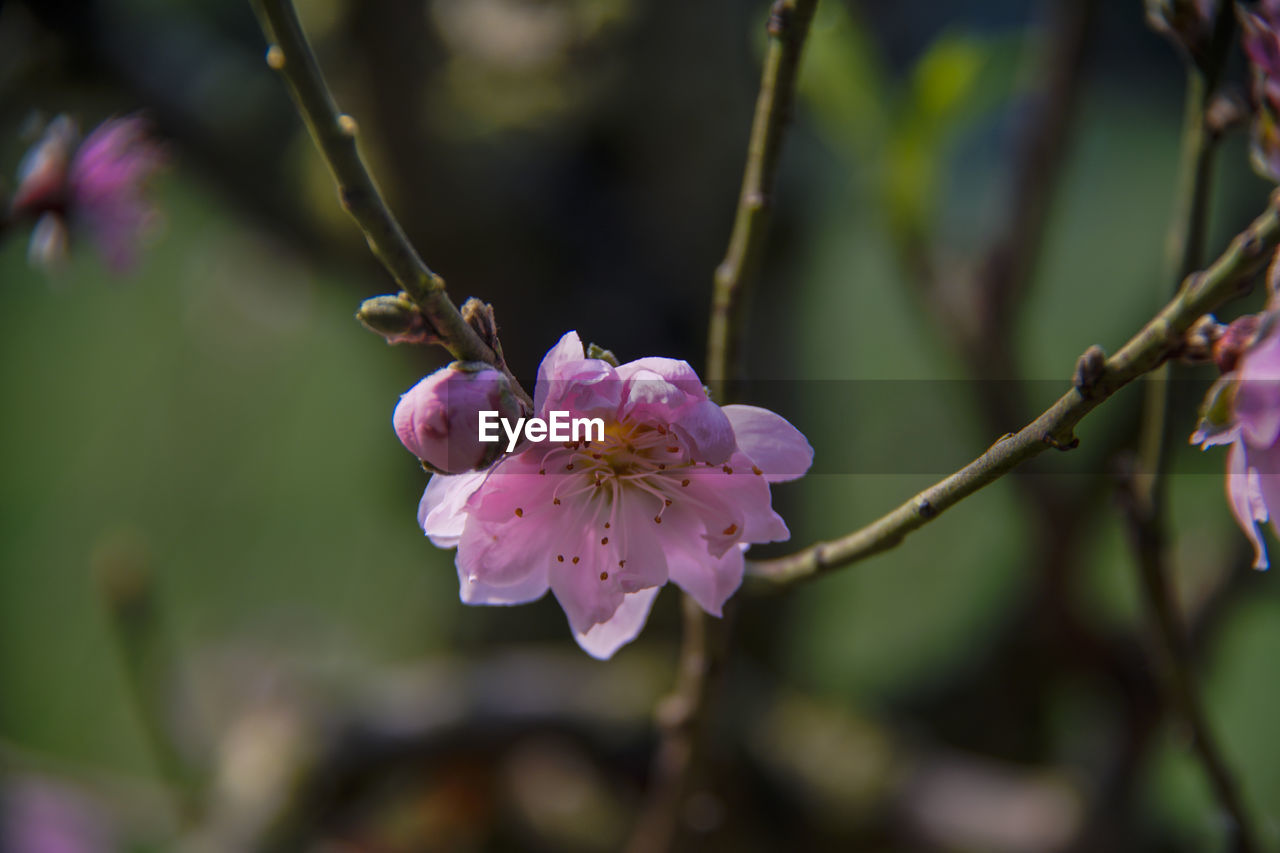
394 362 521 474
10 115 75 215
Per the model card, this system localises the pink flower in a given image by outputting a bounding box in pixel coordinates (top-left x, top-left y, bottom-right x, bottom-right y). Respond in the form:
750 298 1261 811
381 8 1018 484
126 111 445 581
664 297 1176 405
414 331 813 658
1240 4 1280 181
1193 314 1280 568
67 117 165 271
10 115 164 272
2 777 113 853
395 362 523 474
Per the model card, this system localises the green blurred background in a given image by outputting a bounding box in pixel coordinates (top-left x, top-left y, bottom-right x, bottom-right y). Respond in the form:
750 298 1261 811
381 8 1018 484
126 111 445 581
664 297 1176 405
1 0 1278 850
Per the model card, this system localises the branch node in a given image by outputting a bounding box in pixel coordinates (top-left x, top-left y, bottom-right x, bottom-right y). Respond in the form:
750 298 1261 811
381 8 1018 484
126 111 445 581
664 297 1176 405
914 497 937 520
767 1 791 37
1042 431 1080 451
1073 344 1108 397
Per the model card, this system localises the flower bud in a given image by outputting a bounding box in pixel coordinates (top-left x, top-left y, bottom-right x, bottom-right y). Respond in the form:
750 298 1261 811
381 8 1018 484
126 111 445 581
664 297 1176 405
357 293 438 345
394 362 521 474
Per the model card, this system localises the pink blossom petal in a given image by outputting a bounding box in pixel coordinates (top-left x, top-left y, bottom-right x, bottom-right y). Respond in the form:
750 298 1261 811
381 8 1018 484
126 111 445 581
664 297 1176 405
1229 442 1270 570
457 463 563 587
665 541 745 618
669 399 735 465
536 331 622 416
619 368 687 418
574 587 660 659
552 553 628 635
616 357 707 398
684 452 790 551
1235 328 1280 447
459 560 549 605
722 404 814 482
547 491 668 633
418 471 488 547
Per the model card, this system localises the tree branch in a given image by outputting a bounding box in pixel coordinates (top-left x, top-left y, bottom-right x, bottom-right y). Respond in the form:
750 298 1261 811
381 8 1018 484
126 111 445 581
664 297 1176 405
1116 474 1260 852
749 191 1280 584
1124 4 1257 848
706 0 819 397
250 0 529 404
627 4 818 852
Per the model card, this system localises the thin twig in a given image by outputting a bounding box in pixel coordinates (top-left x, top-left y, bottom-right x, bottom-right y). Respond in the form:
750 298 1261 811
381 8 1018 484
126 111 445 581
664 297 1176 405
95 556 199 825
749 191 1280 584
250 0 530 405
973 0 1094 347
706 0 820 398
626 4 818 852
623 597 730 853
1117 474 1260 853
1123 5 1259 848
1136 0 1237 510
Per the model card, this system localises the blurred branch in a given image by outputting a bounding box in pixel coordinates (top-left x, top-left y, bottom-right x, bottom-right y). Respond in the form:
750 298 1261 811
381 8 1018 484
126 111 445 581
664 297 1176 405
624 597 731 853
1122 5 1258 850
1136 0 1237 512
249 0 530 404
706 0 819 398
1116 470 1260 853
899 0 1093 427
749 190 1280 584
95 551 199 825
628 3 818 852
971 0 1093 363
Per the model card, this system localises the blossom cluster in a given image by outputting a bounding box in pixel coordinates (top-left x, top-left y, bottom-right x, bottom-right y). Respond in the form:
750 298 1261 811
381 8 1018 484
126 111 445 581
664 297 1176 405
394 332 812 657
1242 0 1280 180
1194 311 1280 569
8 115 164 272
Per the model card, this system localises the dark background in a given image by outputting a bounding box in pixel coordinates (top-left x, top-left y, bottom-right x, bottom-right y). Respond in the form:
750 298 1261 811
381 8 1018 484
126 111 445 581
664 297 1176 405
1 0 1278 850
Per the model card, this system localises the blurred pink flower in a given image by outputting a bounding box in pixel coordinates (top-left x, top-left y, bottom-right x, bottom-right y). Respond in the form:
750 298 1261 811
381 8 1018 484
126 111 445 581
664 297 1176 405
1241 2 1280 181
10 114 164 272
395 362 523 474
415 331 812 658
1193 314 1280 568
2 777 113 853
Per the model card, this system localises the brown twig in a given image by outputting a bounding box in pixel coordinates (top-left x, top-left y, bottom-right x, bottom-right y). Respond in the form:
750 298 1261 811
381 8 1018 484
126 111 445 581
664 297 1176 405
250 0 531 406
1123 3 1259 848
626 3 818 852
1117 470 1260 853
706 0 820 399
749 191 1280 584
